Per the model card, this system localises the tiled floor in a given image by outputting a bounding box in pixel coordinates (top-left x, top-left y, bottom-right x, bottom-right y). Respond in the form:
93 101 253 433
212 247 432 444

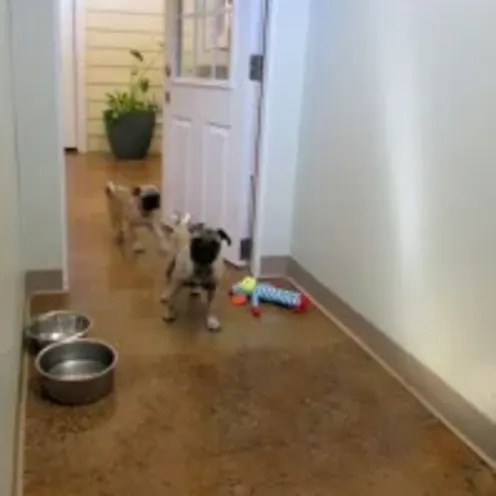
23 153 496 495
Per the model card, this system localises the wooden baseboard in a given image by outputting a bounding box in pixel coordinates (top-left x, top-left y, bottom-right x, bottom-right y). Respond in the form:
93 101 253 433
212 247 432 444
13 284 70 494
24 270 64 296
259 255 289 278
11 300 31 496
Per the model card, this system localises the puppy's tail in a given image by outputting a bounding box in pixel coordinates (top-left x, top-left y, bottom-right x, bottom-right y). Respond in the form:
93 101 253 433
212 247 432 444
168 212 192 253
172 211 191 226
104 181 116 197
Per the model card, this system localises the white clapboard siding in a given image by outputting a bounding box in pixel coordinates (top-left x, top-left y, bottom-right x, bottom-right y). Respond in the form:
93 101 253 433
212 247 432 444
86 0 163 14
86 67 163 84
86 48 162 66
85 0 165 153
87 83 163 99
87 30 163 49
87 11 164 32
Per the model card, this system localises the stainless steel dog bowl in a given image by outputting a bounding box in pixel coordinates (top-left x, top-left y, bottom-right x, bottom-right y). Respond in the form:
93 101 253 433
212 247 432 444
25 310 92 351
35 338 118 405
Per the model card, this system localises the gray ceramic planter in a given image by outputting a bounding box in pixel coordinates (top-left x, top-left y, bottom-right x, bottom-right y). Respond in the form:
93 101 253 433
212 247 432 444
104 110 156 160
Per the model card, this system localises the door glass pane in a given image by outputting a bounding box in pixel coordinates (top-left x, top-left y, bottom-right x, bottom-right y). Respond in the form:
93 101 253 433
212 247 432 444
212 6 232 80
177 16 196 77
204 0 224 14
195 15 212 78
178 0 198 16
175 0 232 81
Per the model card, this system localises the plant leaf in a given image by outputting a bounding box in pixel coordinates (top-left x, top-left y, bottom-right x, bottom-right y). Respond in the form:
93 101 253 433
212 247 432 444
130 49 144 62
102 50 159 122
139 78 150 93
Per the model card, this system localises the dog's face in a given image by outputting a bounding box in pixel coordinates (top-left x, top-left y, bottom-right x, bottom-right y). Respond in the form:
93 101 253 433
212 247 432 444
133 185 161 216
189 223 231 266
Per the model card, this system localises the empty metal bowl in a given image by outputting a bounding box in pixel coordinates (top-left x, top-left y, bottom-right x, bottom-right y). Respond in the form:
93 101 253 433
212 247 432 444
24 310 92 351
35 338 118 405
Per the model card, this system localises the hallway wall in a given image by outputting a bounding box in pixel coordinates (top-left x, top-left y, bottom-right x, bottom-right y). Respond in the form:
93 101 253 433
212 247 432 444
0 0 25 492
292 0 496 422
11 0 67 284
85 0 165 153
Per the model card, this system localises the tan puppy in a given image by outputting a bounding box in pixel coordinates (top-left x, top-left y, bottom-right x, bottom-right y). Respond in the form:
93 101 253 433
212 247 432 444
104 181 166 253
160 213 231 331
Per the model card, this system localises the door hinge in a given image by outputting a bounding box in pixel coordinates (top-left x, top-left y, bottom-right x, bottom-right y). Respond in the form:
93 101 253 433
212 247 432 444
240 237 252 260
249 54 264 82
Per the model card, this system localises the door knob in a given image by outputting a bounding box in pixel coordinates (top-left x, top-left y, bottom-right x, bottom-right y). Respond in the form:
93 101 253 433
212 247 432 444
164 91 171 104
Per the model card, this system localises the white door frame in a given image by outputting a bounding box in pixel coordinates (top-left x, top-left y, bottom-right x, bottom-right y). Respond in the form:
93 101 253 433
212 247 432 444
60 0 78 148
68 0 275 270
64 0 87 152
68 0 278 273
74 0 87 152
251 0 311 277
247 0 270 276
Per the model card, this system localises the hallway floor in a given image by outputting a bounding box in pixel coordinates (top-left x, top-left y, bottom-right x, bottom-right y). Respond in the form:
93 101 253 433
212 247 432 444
23 154 496 495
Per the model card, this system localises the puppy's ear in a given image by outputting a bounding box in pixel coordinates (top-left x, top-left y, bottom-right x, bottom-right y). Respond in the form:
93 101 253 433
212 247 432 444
132 186 141 197
217 229 231 246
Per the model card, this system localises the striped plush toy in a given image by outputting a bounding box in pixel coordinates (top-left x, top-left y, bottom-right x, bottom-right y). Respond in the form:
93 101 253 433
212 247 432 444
229 276 309 317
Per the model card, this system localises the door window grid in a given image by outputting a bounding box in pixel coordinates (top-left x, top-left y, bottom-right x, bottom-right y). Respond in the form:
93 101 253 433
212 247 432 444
176 0 232 81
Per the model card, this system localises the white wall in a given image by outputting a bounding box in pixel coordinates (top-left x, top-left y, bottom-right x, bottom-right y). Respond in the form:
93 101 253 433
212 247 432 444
292 0 496 421
0 0 25 492
253 0 311 265
11 0 67 281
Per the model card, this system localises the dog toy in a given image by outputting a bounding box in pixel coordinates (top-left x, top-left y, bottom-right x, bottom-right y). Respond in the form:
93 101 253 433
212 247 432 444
229 276 309 317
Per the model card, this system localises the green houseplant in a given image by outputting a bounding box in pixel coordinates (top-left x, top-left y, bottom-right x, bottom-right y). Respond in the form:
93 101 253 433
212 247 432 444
103 48 160 160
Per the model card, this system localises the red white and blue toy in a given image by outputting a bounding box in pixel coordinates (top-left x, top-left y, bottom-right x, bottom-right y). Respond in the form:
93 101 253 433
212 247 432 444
229 276 309 317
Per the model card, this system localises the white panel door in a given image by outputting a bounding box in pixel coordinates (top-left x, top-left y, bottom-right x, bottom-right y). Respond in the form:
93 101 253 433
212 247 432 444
59 0 77 149
163 0 263 266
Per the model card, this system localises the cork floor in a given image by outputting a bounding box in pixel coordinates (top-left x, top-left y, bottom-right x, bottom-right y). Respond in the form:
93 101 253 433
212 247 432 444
23 153 496 495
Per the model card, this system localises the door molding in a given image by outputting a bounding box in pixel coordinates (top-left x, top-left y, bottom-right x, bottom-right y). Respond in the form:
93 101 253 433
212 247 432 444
249 0 271 277
74 0 87 152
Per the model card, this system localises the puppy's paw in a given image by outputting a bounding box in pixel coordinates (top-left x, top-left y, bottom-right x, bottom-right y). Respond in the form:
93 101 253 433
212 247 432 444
162 307 177 322
206 315 221 332
132 242 145 253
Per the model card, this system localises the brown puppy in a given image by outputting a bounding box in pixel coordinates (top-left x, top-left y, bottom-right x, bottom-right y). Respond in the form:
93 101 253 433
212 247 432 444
104 181 166 253
160 213 231 331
